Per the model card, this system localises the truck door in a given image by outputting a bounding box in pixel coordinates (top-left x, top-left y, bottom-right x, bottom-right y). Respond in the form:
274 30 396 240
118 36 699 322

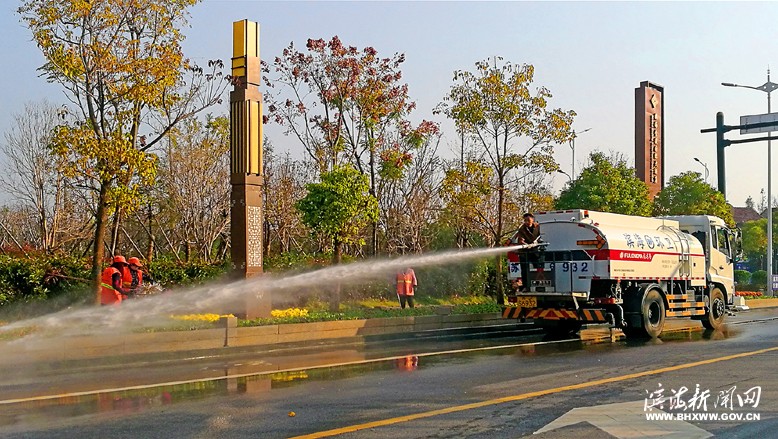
709 225 735 297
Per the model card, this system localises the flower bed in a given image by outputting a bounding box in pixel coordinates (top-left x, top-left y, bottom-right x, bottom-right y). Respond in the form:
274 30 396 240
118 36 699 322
736 291 763 298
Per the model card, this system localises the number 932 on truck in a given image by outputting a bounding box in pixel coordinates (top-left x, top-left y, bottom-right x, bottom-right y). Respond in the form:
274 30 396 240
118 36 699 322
503 209 738 338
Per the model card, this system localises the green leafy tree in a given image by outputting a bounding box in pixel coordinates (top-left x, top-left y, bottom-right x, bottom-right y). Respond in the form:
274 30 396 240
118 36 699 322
741 219 767 269
296 166 379 264
296 165 378 310
435 58 575 303
19 0 227 303
654 171 734 225
556 152 652 216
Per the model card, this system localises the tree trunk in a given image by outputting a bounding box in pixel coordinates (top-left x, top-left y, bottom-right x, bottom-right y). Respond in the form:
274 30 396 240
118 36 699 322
330 236 342 312
146 203 154 262
494 173 506 305
91 182 110 305
109 206 123 256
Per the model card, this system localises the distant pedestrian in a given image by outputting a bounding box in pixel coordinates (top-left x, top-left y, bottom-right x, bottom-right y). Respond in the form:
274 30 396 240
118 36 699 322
101 255 131 305
395 267 417 309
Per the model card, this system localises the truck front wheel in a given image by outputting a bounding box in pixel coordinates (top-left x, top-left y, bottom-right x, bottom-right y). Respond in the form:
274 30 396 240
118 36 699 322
624 288 665 339
702 287 726 330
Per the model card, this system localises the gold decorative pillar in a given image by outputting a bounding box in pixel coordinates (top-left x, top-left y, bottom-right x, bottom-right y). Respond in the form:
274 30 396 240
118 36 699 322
230 20 269 318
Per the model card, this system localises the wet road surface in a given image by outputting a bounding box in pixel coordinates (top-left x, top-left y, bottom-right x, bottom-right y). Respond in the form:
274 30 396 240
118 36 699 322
2 309 778 438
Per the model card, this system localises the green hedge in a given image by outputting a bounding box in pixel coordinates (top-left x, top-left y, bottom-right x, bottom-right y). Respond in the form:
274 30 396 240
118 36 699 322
734 269 752 285
146 258 230 286
0 254 91 306
751 270 768 288
0 255 231 309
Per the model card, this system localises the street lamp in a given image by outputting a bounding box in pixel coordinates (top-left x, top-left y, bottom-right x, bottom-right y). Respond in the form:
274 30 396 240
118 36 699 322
693 157 709 183
722 68 778 284
557 169 572 183
570 128 592 180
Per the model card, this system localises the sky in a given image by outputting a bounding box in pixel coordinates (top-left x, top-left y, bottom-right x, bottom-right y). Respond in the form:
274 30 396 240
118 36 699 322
2 1 778 208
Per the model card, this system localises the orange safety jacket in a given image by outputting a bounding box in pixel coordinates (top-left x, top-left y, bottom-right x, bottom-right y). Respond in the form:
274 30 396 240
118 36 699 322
121 266 132 290
101 267 123 305
396 271 416 296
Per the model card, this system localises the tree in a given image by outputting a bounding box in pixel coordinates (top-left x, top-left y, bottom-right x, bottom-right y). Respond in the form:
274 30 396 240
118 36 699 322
745 195 756 211
19 0 227 303
263 145 310 256
0 101 68 252
379 133 443 255
296 165 378 310
155 116 231 263
556 152 652 216
741 219 767 271
654 171 734 226
436 58 575 303
264 36 438 254
439 160 493 248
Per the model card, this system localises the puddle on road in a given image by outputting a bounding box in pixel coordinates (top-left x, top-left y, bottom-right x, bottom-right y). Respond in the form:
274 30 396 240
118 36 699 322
0 357 428 428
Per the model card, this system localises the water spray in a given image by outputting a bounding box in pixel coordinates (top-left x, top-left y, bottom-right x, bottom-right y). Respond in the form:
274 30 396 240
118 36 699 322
0 244 539 341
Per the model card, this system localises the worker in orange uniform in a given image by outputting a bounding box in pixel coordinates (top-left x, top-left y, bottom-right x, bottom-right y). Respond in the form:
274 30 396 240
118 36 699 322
395 267 417 309
101 256 131 305
127 257 145 294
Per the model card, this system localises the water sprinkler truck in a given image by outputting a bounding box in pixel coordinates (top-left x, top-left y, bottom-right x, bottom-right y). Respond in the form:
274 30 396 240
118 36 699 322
503 209 738 338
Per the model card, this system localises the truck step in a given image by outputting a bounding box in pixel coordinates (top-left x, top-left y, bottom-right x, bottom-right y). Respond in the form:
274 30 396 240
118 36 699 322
667 301 706 310
666 309 706 317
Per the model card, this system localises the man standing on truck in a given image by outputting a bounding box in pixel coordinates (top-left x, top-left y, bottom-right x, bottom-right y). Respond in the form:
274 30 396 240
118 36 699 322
513 213 544 292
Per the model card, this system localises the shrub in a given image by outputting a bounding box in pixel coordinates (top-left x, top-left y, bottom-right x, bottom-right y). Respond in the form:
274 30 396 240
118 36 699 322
0 254 90 306
147 258 230 286
751 270 768 288
734 269 752 285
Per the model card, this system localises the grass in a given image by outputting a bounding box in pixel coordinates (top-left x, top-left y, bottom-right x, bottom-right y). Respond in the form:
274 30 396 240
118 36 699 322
239 295 500 327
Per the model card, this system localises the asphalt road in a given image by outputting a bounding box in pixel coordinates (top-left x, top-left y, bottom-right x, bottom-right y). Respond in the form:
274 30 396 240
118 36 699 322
2 309 778 438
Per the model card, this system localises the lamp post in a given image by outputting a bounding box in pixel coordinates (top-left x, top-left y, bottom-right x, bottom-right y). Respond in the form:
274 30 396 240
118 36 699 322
693 157 709 183
722 69 778 283
570 128 592 180
557 169 572 183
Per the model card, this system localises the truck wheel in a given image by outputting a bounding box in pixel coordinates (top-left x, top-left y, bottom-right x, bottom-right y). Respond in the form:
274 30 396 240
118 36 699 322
702 287 726 330
624 289 665 339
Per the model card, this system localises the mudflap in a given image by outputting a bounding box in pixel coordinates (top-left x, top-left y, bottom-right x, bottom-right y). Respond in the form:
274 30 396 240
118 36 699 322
502 306 524 320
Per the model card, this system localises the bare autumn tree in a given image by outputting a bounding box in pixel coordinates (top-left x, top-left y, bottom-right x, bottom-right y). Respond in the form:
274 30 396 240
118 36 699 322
19 0 228 303
0 101 69 252
380 133 443 255
154 116 231 263
263 147 310 257
436 58 575 304
264 36 438 255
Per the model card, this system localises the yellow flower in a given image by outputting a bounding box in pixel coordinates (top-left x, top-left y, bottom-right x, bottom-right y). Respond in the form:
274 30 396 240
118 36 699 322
171 313 232 323
271 308 309 318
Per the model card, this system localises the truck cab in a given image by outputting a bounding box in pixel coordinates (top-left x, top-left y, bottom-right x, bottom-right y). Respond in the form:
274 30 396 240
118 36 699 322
666 215 736 306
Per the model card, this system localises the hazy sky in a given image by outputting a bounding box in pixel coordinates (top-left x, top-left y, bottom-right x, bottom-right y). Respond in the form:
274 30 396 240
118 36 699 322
3 1 778 207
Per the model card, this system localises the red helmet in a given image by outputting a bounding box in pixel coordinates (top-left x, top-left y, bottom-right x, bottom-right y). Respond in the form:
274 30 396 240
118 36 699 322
128 257 143 267
112 255 127 264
